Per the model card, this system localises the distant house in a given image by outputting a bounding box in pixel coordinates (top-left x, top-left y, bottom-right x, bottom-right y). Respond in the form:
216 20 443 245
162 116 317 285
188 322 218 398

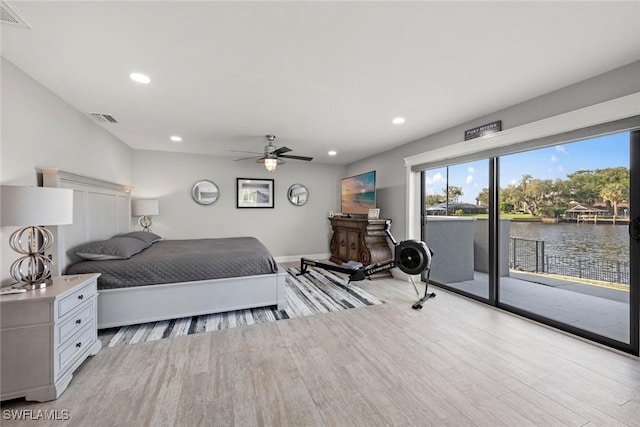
425 203 488 215
565 203 608 219
595 200 630 216
616 202 630 216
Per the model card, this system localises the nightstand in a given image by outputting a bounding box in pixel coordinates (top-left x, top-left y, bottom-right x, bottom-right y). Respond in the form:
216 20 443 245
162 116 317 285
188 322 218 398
0 273 102 402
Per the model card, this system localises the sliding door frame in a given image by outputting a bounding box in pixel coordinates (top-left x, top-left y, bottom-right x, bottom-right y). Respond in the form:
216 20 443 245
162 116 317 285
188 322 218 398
488 158 499 305
419 126 639 355
629 130 639 354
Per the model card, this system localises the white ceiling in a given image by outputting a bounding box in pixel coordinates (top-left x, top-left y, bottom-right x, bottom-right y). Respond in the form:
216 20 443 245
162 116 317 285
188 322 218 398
2 1 640 165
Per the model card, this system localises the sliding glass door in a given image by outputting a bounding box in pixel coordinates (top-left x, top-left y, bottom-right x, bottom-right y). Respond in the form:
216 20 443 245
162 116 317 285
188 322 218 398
498 132 632 347
422 160 490 301
420 128 639 354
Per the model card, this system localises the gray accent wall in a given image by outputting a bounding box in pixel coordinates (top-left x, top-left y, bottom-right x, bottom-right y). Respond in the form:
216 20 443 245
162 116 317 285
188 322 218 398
346 61 640 242
131 150 345 259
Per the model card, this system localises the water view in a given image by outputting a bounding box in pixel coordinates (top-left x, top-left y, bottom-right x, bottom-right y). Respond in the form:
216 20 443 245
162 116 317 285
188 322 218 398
510 221 629 263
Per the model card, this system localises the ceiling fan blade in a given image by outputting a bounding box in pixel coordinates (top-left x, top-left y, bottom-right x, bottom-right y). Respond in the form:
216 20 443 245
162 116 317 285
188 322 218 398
279 154 313 161
273 146 292 156
230 149 263 155
234 155 262 161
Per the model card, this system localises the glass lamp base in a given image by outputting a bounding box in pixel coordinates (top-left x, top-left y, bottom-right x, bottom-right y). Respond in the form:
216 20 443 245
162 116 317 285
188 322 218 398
138 215 153 232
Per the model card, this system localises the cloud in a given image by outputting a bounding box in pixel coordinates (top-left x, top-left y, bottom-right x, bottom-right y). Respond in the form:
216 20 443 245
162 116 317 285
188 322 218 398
555 145 567 154
557 165 564 173
467 166 475 174
425 172 444 190
550 155 558 163
509 179 517 186
466 175 474 185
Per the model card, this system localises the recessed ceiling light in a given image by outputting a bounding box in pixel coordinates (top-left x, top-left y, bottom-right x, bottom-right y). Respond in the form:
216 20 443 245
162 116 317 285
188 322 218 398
130 72 151 84
328 150 337 156
392 117 405 125
170 135 182 142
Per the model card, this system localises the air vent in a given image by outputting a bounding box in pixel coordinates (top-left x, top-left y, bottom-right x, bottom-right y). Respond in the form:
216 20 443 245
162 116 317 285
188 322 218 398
0 1 29 28
89 113 118 124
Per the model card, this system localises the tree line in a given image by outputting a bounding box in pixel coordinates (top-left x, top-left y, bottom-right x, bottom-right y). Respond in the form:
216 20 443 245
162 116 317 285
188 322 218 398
426 167 629 218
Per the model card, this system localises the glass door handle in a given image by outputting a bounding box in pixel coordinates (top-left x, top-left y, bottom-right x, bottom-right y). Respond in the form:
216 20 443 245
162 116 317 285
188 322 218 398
630 217 640 241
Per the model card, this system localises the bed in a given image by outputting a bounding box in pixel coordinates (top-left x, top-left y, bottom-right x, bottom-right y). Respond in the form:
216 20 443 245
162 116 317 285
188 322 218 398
42 168 287 329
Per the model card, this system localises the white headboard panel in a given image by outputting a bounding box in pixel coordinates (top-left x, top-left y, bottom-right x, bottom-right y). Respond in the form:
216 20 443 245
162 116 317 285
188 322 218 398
42 168 132 274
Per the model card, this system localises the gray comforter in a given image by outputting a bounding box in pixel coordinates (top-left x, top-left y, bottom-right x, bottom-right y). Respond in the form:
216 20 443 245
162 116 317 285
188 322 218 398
66 237 278 290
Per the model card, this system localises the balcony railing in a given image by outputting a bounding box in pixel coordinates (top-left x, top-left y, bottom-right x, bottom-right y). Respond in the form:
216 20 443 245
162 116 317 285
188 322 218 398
509 237 629 285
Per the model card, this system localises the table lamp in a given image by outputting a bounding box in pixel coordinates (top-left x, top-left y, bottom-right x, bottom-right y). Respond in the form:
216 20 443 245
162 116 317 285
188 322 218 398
1 185 74 290
131 199 159 232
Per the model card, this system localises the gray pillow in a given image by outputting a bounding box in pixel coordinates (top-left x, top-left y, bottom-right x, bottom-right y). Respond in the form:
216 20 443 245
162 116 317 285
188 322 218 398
75 237 148 260
119 231 162 245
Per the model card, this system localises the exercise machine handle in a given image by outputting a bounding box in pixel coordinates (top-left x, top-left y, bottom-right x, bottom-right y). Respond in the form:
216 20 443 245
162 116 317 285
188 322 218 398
384 220 397 246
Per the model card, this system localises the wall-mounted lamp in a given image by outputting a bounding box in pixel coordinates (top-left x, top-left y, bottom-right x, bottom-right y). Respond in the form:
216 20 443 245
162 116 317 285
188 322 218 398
131 199 159 232
1 185 74 289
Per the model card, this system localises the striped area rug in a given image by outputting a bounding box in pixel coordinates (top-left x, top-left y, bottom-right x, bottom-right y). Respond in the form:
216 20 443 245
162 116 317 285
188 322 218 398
101 266 384 347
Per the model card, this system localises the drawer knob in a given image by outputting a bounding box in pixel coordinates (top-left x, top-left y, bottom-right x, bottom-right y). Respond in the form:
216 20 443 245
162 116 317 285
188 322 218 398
76 342 82 348
77 294 84 300
76 319 82 325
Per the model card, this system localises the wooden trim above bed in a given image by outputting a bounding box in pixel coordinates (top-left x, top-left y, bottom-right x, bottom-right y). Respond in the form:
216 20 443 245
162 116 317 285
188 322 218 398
41 168 132 193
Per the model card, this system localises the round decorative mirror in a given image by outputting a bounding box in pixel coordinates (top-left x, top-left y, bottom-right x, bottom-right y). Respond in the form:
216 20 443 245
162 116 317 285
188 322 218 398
192 180 220 205
287 184 309 206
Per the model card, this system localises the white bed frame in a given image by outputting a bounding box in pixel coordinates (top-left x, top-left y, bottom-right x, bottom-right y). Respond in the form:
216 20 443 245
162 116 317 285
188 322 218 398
42 168 287 329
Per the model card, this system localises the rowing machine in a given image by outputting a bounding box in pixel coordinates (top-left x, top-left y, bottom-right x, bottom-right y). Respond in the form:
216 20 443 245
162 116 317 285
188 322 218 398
298 221 435 309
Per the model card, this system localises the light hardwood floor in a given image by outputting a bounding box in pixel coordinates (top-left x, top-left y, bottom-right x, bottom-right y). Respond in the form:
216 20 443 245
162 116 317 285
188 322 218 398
1 269 639 426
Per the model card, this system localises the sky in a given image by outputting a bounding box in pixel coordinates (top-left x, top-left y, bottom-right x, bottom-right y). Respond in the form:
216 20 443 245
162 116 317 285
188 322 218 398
423 131 630 204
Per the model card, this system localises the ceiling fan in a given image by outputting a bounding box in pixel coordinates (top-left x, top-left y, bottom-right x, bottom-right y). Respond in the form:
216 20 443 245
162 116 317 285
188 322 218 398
232 135 313 172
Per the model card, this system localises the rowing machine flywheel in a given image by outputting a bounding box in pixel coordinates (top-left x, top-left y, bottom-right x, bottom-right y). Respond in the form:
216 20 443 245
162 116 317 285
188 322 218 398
395 240 431 276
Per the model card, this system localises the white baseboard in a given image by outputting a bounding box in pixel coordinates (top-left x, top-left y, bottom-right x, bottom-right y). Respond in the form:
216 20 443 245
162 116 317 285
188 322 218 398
274 253 331 263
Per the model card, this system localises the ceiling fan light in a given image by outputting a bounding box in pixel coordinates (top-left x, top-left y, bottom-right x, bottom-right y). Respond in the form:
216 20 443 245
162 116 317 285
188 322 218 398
264 158 278 172
256 157 284 172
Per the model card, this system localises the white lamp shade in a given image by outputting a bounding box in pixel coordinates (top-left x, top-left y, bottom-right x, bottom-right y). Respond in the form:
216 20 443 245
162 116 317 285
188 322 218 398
1 185 73 226
132 199 159 216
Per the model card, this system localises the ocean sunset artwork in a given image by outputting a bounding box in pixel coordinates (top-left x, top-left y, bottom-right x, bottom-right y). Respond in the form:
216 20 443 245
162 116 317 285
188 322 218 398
341 171 376 215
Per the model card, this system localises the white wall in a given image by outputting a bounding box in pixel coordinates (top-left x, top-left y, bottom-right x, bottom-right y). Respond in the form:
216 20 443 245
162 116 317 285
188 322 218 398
0 59 132 186
347 61 640 242
1 58 133 285
131 149 346 259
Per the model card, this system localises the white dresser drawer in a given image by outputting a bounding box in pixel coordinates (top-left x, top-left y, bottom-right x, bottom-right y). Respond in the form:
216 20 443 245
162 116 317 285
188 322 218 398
58 279 97 318
57 323 96 375
57 302 94 345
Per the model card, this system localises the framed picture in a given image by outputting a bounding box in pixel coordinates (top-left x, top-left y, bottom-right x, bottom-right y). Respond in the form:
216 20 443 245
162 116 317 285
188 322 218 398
368 208 380 219
236 178 274 208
